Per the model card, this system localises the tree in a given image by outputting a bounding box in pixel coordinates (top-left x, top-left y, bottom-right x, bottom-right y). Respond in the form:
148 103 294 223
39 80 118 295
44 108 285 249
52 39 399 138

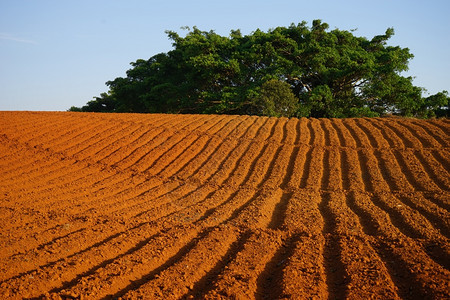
253 79 298 117
74 21 448 118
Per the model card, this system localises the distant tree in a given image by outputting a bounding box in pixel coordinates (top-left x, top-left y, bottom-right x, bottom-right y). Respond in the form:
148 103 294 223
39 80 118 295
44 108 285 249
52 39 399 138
253 79 298 117
75 20 448 118
68 106 82 112
68 93 116 112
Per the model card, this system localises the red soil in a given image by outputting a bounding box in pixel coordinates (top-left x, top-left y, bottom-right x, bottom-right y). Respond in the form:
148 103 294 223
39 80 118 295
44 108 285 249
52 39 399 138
0 111 449 299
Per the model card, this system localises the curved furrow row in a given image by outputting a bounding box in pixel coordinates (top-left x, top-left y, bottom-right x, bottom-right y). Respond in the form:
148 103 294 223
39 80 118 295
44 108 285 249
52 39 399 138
0 119 117 187
0 112 74 143
409 120 450 147
297 117 310 146
319 119 332 146
329 119 348 147
373 118 419 149
340 119 369 148
0 116 244 262
427 119 450 137
396 120 445 148
174 116 258 182
0 117 272 288
110 116 206 171
139 115 227 175
309 118 325 146
9 124 283 298
322 118 343 147
351 118 379 149
347 191 450 299
332 118 358 148
394 149 443 192
0 113 449 299
325 191 400 298
367 119 404 148
411 150 450 191
356 118 392 149
158 116 247 180
369 193 449 267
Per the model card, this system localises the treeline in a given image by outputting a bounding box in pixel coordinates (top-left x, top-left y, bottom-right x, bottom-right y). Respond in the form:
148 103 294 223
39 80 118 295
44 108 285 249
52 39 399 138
70 20 448 118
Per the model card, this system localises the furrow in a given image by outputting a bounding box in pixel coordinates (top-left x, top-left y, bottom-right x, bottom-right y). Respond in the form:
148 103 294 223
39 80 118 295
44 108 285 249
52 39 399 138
357 118 391 148
81 123 145 162
297 117 310 145
347 191 450 299
367 119 400 148
113 116 204 170
409 120 449 147
57 122 123 158
1 182 225 295
320 149 331 191
341 119 365 148
140 133 200 175
202 230 283 299
322 118 342 146
327 149 342 192
374 119 417 149
280 145 300 189
430 148 450 169
303 147 325 191
396 149 442 192
118 226 241 300
413 150 450 191
333 118 357 148
97 126 166 166
356 149 375 192
182 230 252 299
397 120 442 148
279 118 289 144
284 117 299 145
341 148 366 192
360 149 392 192
299 146 314 189
427 119 450 137
280 190 327 298
393 191 450 240
5 115 76 145
392 150 427 191
330 191 400 299
1 112 449 299
319 119 332 146
306 119 315 145
310 118 325 146
318 192 348 300
143 115 232 176
122 120 209 173
175 116 257 182
348 118 376 148
352 118 379 148
339 150 351 191
329 119 347 147
0 117 282 296
372 150 404 191
254 232 300 300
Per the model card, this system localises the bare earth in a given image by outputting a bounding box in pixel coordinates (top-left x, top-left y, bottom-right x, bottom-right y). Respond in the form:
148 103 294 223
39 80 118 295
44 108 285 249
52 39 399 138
0 111 449 299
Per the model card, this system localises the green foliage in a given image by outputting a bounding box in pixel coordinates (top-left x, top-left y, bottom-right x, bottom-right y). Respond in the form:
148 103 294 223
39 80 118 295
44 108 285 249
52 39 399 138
76 21 448 118
69 92 116 113
253 79 298 117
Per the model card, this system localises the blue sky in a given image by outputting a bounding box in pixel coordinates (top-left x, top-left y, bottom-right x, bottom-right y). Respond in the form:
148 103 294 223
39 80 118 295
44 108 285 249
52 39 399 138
1 0 449 111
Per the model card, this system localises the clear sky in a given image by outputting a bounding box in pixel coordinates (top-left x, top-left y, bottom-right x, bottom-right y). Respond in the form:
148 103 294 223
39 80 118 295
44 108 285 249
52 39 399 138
1 0 449 111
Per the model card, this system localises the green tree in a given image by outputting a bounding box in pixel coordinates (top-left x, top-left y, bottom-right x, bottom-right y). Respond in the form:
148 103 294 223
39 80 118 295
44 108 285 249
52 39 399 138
253 79 298 117
77 21 447 118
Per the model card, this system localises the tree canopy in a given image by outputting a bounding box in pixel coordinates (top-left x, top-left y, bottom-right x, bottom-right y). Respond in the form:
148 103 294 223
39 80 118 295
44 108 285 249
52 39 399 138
71 20 448 118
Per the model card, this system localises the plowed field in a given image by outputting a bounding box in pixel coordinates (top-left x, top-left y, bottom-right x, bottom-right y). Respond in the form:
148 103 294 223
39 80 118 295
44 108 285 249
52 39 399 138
0 111 449 299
